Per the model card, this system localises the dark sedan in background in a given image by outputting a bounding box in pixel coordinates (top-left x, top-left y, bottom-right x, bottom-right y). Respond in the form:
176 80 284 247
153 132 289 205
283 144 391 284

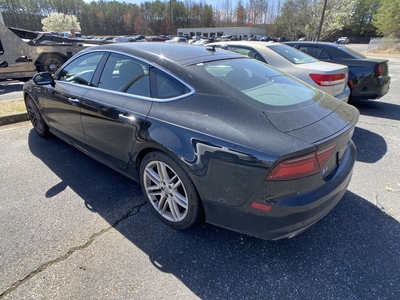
284 41 391 101
23 43 359 240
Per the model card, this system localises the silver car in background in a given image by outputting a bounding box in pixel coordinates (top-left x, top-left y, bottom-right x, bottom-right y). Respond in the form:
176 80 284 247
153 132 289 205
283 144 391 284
206 41 350 102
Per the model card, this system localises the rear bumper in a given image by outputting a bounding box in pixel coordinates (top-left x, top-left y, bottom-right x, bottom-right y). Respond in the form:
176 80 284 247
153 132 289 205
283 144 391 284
203 140 356 240
351 75 390 100
335 85 351 102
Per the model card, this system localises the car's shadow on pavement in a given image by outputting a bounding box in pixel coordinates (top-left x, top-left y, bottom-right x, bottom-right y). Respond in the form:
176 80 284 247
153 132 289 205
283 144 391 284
351 98 400 122
353 126 387 163
28 129 400 299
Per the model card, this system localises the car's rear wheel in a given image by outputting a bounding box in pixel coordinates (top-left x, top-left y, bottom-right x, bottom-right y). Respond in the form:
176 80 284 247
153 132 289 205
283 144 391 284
25 95 49 137
140 151 204 229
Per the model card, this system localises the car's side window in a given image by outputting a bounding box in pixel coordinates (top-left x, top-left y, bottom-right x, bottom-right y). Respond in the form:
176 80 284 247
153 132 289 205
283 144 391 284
58 52 104 86
98 53 150 97
226 46 259 61
301 46 321 58
299 46 330 60
150 67 191 99
319 48 330 60
254 53 264 62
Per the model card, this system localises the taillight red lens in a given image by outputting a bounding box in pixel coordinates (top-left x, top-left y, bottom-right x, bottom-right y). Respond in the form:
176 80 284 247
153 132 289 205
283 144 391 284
316 143 337 169
266 143 337 181
375 64 382 77
309 73 346 86
266 153 319 181
251 202 272 212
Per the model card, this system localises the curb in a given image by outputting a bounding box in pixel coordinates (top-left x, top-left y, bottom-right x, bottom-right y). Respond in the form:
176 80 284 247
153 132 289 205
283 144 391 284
0 112 29 126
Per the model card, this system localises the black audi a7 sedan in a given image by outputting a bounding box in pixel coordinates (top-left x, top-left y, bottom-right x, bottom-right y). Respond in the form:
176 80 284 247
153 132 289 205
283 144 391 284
284 41 391 101
23 43 359 240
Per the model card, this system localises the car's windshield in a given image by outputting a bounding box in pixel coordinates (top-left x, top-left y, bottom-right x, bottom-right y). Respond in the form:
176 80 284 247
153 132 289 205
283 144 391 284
189 58 322 109
268 44 318 64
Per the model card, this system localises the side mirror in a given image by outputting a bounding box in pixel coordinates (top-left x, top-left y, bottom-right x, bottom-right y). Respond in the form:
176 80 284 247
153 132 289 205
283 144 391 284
33 72 55 86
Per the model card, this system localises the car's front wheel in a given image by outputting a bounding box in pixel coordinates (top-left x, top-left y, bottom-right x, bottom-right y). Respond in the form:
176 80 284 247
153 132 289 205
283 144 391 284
25 95 49 137
140 151 204 229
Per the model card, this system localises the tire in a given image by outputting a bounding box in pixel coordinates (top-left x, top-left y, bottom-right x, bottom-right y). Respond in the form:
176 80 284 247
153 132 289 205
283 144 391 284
38 54 65 73
140 151 204 229
25 95 49 137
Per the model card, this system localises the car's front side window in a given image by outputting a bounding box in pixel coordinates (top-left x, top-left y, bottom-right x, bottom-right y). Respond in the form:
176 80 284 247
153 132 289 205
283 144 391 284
58 52 105 86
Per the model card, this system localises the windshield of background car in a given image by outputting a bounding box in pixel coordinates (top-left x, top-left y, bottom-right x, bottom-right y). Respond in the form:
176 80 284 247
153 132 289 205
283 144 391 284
267 44 318 64
189 58 322 109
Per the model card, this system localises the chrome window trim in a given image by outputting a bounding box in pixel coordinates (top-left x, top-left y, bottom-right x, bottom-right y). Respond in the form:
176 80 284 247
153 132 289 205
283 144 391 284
65 49 195 102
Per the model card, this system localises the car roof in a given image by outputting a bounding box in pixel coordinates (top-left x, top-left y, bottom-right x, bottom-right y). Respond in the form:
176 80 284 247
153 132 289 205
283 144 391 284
208 40 296 51
284 41 355 51
82 42 241 67
207 41 314 63
283 41 367 59
285 41 337 46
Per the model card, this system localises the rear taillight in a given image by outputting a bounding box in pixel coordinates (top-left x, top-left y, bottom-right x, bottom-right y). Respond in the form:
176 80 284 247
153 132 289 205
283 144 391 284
348 79 354 90
309 73 346 86
266 143 337 181
375 64 382 77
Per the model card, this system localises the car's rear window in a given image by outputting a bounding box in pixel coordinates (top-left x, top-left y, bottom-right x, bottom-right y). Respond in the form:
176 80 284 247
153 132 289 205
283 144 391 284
267 44 318 64
189 58 321 109
340 46 367 59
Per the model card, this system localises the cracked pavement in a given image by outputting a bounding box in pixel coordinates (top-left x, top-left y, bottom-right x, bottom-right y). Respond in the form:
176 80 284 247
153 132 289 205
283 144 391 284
1 201 147 298
1 57 399 299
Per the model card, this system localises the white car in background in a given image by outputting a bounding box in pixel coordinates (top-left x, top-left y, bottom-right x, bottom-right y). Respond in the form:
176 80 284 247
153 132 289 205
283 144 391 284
336 37 350 44
206 41 350 102
165 37 187 43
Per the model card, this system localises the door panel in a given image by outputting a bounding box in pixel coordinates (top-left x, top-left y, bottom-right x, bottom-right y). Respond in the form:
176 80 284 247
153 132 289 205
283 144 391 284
80 89 152 170
41 52 105 146
80 53 152 169
41 81 89 146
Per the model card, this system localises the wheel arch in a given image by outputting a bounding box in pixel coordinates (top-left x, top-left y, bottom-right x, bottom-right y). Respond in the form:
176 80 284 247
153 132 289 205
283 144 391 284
35 52 67 73
36 52 68 63
133 142 197 184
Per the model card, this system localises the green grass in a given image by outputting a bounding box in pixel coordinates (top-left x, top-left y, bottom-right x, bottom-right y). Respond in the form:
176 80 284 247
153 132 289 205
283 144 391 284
0 98 26 116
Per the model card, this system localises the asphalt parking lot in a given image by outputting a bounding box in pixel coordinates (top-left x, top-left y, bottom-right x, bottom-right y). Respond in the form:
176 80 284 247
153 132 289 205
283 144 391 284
1 54 399 299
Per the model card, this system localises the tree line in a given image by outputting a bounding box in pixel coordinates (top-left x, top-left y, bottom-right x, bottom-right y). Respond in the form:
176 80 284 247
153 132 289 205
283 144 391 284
1 0 398 41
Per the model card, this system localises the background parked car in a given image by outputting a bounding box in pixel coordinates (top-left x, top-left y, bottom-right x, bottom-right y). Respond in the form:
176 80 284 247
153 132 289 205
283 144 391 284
216 35 234 41
336 37 349 44
23 43 358 241
260 36 275 42
188 35 201 44
146 36 168 42
165 37 187 43
284 41 391 101
206 41 350 102
192 38 213 46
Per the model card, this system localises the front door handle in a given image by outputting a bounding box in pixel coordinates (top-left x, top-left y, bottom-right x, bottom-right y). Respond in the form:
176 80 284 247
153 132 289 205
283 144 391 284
118 114 135 124
68 98 80 105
